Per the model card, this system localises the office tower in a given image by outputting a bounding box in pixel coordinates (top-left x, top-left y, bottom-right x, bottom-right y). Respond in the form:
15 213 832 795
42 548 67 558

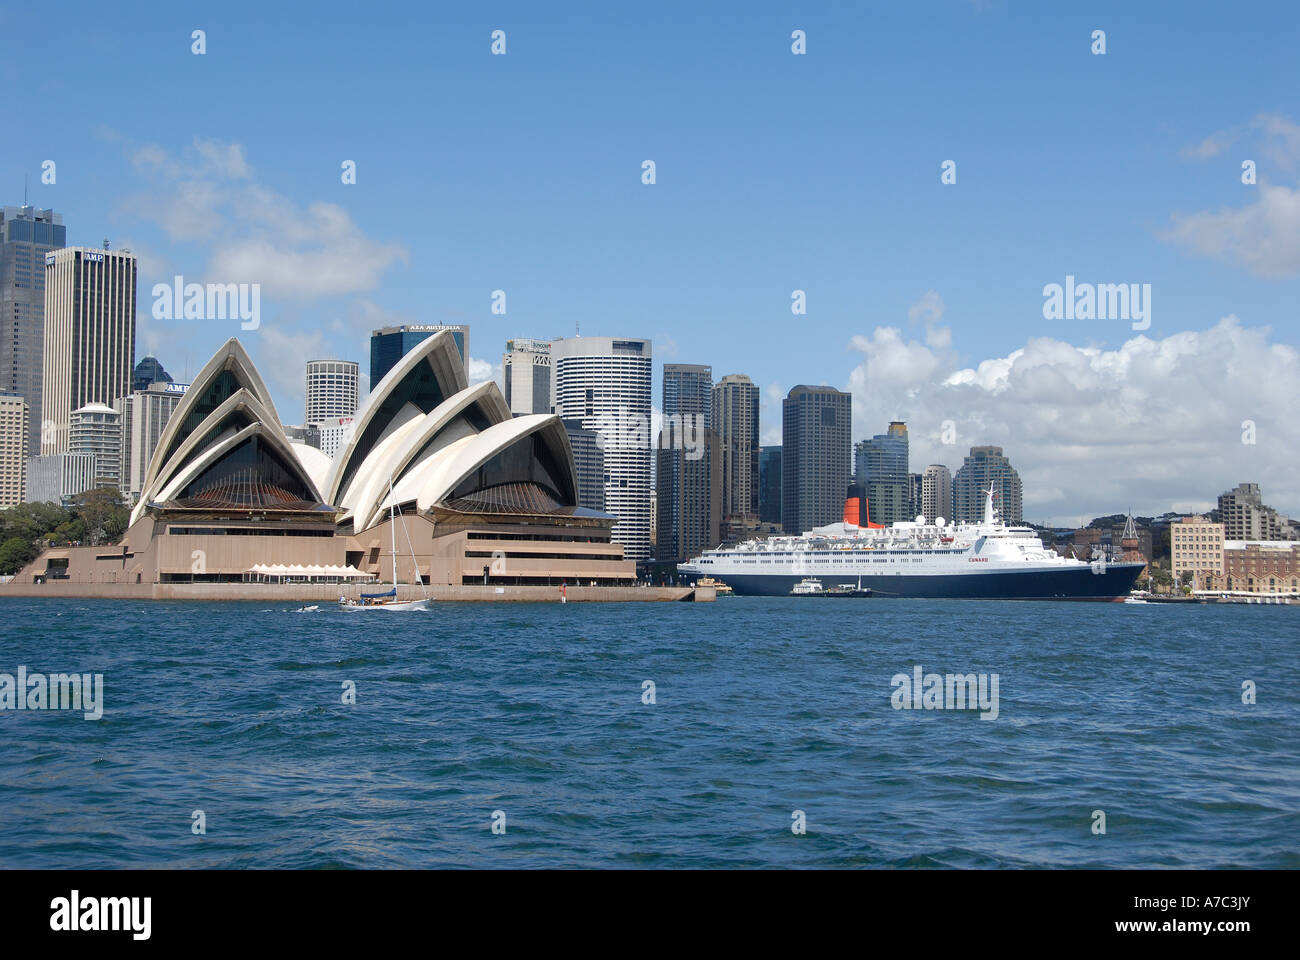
656 364 717 563
551 336 652 561
370 324 469 387
25 452 95 505
0 392 28 508
853 421 909 526
314 418 355 459
502 339 552 415
781 385 851 536
759 445 782 524
69 403 122 491
908 472 923 520
562 419 605 512
921 464 954 523
305 359 359 424
131 355 173 392
953 445 1023 523
1216 483 1297 541
114 381 187 501
283 423 322 449
41 247 137 455
712 374 760 529
1 205 66 456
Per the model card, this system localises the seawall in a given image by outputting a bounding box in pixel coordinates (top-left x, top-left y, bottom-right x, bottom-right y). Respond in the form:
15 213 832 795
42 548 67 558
0 582 713 603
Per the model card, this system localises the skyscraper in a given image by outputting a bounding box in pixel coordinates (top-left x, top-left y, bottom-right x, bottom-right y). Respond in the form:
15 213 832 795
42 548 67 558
953 445 1023 523
131 354 173 393
1216 483 1297 541
69 403 122 491
1 205 66 456
41 247 136 455
114 380 187 502
921 463 954 523
853 421 909 526
759 445 782 525
502 339 552 415
305 359 359 424
563 419 605 512
0 392 28 508
370 324 469 387
782 385 851 536
656 364 719 563
551 336 653 561
712 373 760 530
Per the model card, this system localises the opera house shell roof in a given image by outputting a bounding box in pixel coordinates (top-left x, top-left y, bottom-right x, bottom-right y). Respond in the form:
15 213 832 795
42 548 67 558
133 332 589 533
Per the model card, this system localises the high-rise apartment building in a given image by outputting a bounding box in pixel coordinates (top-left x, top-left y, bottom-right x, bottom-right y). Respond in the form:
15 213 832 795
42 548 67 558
114 380 187 502
41 247 136 455
562 419 605 513
25 452 95 505
305 359 359 424
953 445 1023 524
712 373 760 528
551 336 652 561
0 392 29 508
1170 515 1225 580
502 339 552 416
854 421 909 526
69 403 122 491
781 385 851 536
920 463 954 523
1216 483 1297 541
370 324 469 387
759 445 782 525
1 205 66 456
656 364 718 563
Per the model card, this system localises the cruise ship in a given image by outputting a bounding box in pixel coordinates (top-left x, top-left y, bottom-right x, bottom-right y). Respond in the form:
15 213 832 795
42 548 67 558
680 488 1144 600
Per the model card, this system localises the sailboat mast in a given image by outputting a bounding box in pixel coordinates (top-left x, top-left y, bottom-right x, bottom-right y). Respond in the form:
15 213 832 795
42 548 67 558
389 476 398 590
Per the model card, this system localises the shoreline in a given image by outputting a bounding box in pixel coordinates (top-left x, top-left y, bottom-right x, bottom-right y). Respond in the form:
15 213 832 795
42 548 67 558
0 582 714 603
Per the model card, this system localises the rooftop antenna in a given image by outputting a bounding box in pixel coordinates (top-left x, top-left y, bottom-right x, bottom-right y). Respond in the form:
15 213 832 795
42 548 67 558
23 174 28 205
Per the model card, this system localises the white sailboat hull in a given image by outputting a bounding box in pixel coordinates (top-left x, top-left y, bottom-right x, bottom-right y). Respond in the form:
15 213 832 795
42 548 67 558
340 598 431 611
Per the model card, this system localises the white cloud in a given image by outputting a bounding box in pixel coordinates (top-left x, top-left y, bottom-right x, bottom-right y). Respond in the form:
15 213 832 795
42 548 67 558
468 356 499 387
127 138 407 298
846 311 1300 525
1167 114 1300 276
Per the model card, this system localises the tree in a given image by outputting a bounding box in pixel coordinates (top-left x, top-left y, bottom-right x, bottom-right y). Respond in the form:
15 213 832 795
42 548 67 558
70 487 129 546
0 537 37 576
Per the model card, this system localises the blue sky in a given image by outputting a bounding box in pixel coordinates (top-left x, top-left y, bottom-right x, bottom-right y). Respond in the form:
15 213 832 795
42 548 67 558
2 0 1297 523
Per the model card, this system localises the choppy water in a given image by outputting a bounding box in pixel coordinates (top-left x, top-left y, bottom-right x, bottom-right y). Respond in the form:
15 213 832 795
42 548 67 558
0 598 1295 868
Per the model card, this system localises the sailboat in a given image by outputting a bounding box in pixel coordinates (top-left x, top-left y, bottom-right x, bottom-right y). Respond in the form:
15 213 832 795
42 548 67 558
340 478 431 611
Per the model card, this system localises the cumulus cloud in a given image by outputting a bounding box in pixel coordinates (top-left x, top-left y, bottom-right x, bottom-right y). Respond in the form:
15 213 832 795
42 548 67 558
1167 114 1300 276
846 305 1299 525
126 138 407 297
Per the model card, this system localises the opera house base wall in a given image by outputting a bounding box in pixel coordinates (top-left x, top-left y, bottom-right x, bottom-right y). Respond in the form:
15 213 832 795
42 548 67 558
0 581 709 602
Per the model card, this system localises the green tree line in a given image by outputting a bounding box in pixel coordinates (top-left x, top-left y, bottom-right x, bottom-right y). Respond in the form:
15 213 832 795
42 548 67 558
0 487 130 575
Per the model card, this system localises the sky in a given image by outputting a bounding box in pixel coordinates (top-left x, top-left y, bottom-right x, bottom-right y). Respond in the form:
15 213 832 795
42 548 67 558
2 0 1297 525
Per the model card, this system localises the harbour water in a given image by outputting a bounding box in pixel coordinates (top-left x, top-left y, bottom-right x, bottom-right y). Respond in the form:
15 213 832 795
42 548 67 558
0 598 1295 868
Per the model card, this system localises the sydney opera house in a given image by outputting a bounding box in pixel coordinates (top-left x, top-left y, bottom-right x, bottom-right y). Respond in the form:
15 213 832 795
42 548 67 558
15 332 635 588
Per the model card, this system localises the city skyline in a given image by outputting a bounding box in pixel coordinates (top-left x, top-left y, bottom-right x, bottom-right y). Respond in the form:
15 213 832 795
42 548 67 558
2 1 1297 524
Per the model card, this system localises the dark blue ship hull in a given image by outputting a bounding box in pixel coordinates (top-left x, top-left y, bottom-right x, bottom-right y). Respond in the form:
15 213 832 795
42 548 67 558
713 562 1145 600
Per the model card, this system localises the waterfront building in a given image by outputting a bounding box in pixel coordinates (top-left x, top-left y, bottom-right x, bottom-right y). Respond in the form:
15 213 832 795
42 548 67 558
953 445 1023 524
10 334 633 587
781 385 851 536
114 381 188 502
25 452 95 505
305 359 359 424
1208 541 1300 595
502 339 551 415
0 392 28 508
854 421 910 526
370 324 469 387
41 246 136 455
921 464 954 524
1216 483 1297 541
712 374 760 532
759 445 782 524
550 336 653 561
1169 515 1225 582
0 204 65 456
69 403 122 491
